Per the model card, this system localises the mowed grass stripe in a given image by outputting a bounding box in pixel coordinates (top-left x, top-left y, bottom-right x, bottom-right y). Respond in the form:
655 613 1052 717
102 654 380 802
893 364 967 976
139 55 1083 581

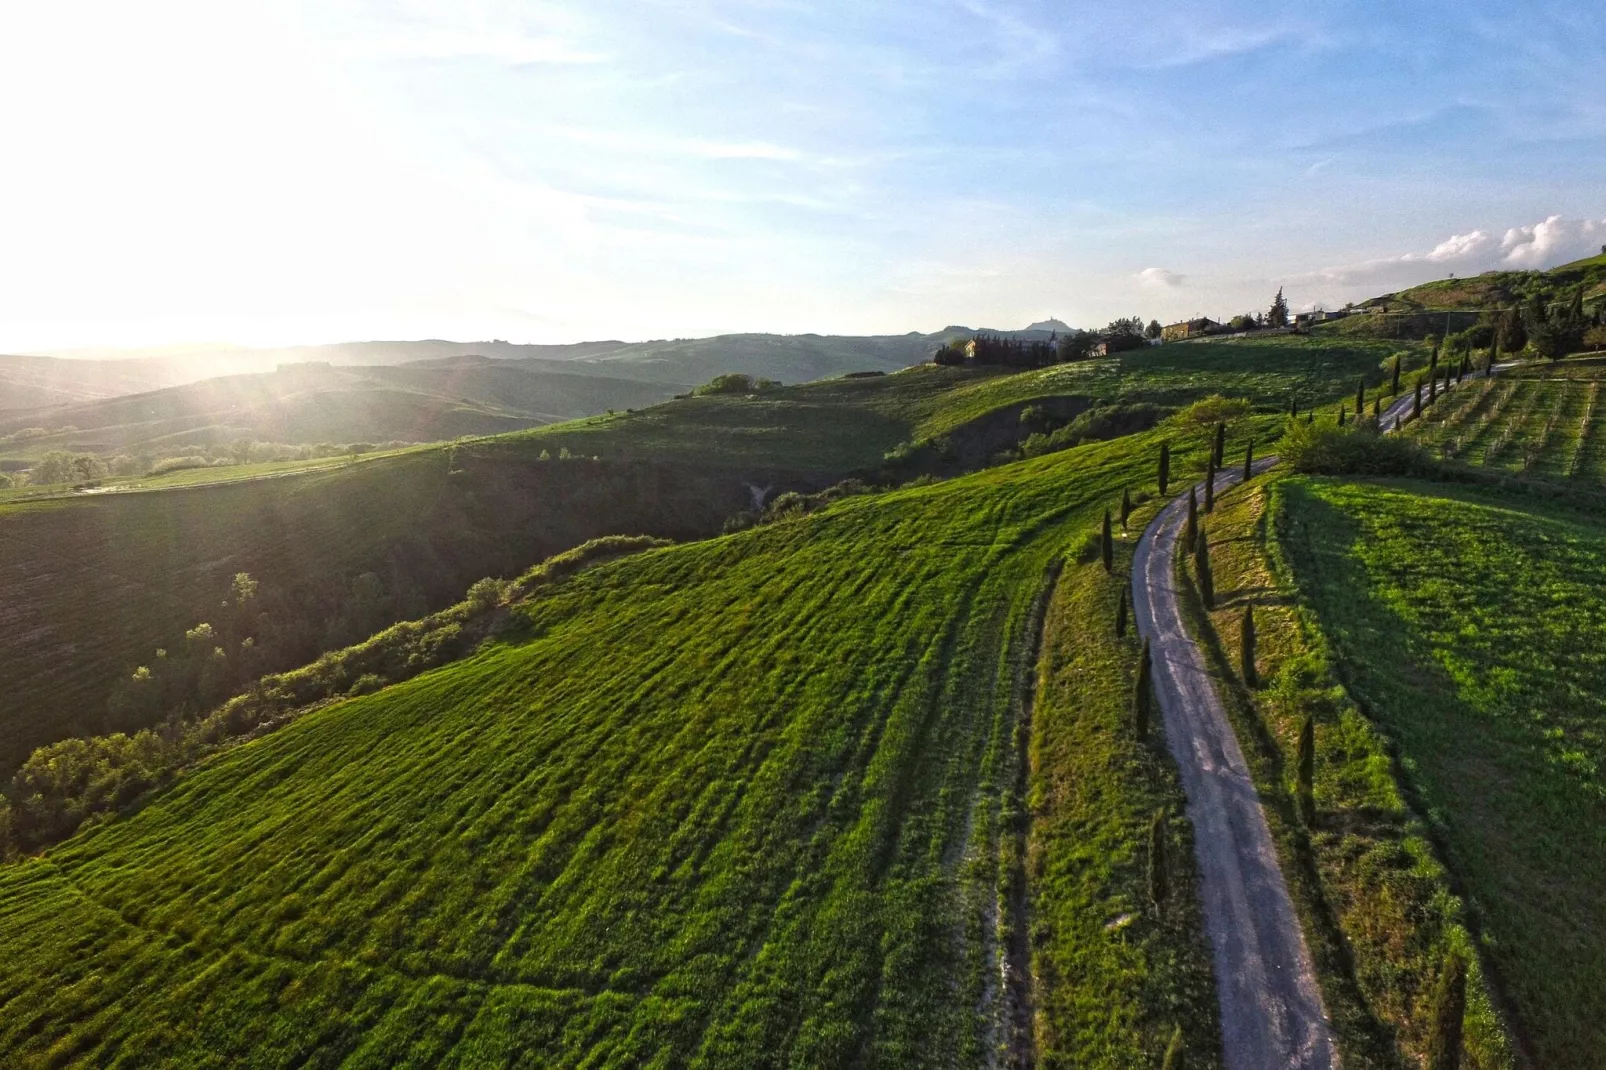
0 423 1230 1066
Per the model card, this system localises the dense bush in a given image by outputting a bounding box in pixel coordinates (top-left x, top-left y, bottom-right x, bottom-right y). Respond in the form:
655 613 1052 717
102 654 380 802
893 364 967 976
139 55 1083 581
692 373 780 396
1177 394 1250 426
1279 420 1435 476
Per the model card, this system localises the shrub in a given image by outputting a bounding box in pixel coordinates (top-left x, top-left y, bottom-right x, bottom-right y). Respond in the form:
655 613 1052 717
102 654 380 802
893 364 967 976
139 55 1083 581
691 373 780 396
1178 394 1250 427
1278 420 1434 477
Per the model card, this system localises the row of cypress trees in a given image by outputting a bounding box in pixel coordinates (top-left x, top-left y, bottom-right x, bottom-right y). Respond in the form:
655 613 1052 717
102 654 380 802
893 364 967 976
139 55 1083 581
1134 428 1471 1069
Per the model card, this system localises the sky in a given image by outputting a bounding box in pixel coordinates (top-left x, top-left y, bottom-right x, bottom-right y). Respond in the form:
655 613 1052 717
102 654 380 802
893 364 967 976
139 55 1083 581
0 0 1603 351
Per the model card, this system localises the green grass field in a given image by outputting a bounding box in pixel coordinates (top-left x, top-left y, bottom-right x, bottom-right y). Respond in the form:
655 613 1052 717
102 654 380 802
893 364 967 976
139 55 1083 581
1277 477 1606 1068
0 423 1227 1067
0 335 1397 781
1184 475 1511 1068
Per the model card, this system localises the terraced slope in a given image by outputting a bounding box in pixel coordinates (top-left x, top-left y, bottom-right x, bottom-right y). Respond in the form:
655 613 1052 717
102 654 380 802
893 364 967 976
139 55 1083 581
1278 478 1606 1068
0 424 1225 1067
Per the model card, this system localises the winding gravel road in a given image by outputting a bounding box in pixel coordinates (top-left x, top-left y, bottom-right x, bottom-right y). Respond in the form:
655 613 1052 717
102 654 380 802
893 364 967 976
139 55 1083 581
1129 364 1514 1068
1131 456 1335 1070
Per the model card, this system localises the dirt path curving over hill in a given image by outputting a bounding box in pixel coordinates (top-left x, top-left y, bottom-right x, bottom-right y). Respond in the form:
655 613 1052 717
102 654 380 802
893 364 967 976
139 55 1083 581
1131 456 1336 1069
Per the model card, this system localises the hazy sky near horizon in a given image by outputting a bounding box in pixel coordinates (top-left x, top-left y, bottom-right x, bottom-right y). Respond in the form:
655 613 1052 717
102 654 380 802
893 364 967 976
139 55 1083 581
1 0 1604 350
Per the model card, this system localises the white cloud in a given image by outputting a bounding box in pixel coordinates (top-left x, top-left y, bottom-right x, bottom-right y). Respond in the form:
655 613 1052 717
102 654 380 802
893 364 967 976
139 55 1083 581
1299 215 1606 289
1137 267 1185 287
1500 216 1606 267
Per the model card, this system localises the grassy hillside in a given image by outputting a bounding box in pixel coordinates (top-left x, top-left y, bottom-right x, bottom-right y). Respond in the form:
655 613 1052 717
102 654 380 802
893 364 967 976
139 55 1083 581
0 424 1224 1067
516 334 1409 466
0 448 757 778
1184 475 1511 1068
0 335 1397 780
0 359 683 464
1278 478 1606 1068
1366 253 1606 312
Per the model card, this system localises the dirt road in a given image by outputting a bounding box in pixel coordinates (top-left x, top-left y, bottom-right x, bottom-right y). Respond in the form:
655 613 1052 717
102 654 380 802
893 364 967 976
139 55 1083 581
1130 456 1337 1069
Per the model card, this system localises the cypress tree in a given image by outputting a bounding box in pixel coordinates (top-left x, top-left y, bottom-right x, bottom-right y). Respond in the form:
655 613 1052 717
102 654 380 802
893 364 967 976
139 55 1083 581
1372 396 1381 419
1158 442 1170 495
1116 586 1129 638
1148 808 1170 909
1356 378 1366 415
1194 525 1213 610
1297 715 1315 825
1305 410 1314 425
1120 486 1133 531
1101 508 1114 573
1213 421 1225 467
1429 369 1438 402
1243 438 1253 481
1134 638 1152 740
1290 391 1298 418
1185 485 1197 548
1241 604 1257 687
1337 404 1346 427
1162 1027 1186 1070
1456 357 1466 383
1413 379 1423 419
1204 455 1216 513
1391 355 1401 395
1430 341 1439 377
1426 953 1467 1070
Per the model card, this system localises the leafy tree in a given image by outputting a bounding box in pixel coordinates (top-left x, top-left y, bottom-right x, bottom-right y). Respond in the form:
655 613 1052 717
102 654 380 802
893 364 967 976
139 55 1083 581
1102 316 1148 353
1531 303 1586 361
932 340 967 366
1297 715 1315 825
1158 442 1170 495
1101 509 1114 573
1267 287 1289 328
1240 604 1257 687
1148 808 1170 909
1426 953 1467 1070
1495 308 1526 354
1134 638 1152 740
1145 318 1163 340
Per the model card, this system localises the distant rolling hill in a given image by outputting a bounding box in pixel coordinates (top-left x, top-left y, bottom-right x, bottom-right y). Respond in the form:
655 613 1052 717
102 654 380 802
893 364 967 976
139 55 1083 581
7 324 1060 411
1359 251 1606 313
0 359 686 458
